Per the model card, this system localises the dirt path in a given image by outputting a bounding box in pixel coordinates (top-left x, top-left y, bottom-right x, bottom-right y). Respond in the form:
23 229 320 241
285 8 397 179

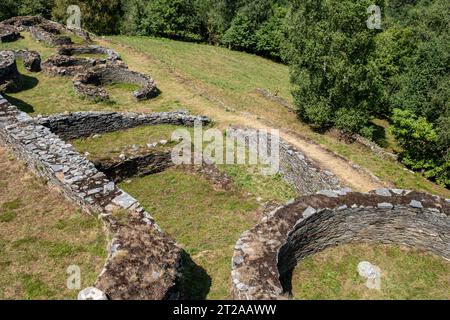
100 39 385 192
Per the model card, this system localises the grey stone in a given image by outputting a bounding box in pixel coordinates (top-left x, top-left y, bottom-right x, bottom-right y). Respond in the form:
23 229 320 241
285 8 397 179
357 261 381 290
409 200 423 209
112 192 137 209
77 287 108 300
375 188 391 197
317 190 339 198
377 202 393 209
302 206 316 218
391 189 404 195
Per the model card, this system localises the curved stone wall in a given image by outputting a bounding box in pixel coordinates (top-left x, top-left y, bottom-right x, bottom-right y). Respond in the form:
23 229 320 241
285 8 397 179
0 93 183 299
231 188 450 300
73 65 159 101
57 45 121 62
0 51 19 92
34 111 211 140
0 24 20 43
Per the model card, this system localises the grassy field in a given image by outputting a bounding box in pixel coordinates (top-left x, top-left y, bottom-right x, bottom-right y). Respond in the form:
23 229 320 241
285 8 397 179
1 31 449 300
105 36 450 197
291 244 450 300
0 147 107 299
1 33 448 196
119 167 259 299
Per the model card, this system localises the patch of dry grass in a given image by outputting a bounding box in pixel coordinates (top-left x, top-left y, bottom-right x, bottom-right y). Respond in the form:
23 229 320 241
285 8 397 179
0 147 107 299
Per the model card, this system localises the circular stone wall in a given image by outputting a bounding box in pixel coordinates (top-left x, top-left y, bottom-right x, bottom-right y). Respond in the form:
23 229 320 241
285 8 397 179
0 50 20 91
231 188 449 300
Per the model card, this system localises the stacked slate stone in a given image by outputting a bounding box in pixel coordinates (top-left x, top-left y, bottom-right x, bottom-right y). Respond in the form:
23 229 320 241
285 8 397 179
231 188 450 300
0 93 184 300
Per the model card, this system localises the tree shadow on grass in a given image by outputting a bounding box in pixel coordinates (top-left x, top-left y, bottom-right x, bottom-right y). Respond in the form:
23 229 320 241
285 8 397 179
179 250 212 300
3 94 34 113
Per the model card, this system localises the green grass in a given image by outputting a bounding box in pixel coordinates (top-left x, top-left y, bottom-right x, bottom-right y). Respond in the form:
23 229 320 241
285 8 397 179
105 36 449 197
119 167 259 299
0 148 107 300
72 124 193 161
219 164 296 202
291 244 450 300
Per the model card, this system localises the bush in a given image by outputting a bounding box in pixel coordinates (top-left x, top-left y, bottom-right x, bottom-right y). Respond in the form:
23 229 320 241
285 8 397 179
284 0 385 134
52 0 122 35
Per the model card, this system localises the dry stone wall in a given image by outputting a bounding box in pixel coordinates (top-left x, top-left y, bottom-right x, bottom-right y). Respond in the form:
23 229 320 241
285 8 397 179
34 111 211 140
73 65 159 101
0 24 20 43
227 127 341 195
0 51 19 91
0 93 184 300
57 45 121 62
94 151 173 182
231 188 450 300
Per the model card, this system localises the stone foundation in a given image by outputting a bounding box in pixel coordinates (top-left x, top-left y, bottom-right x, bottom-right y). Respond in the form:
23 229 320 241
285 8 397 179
1 15 91 44
73 65 159 101
13 50 41 72
227 128 342 195
30 24 73 46
0 93 183 300
0 51 20 92
0 24 20 43
34 111 211 140
231 188 450 299
57 45 121 62
42 54 106 77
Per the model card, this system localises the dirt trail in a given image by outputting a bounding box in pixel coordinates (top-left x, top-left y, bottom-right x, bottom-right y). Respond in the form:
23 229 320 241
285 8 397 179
100 39 385 192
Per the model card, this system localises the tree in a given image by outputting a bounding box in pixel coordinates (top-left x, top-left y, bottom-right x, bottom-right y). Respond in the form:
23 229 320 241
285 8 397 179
52 0 122 35
284 0 385 134
140 0 205 41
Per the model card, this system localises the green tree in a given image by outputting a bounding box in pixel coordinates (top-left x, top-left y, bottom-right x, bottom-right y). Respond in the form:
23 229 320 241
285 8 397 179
140 0 205 41
284 0 385 134
52 0 122 35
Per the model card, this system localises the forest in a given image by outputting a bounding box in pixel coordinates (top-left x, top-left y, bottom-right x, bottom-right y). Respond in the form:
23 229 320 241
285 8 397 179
1 0 448 187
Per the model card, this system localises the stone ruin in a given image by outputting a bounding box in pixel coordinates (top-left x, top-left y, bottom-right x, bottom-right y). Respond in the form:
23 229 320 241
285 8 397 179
0 49 41 92
0 16 91 46
0 51 19 92
0 24 20 43
1 16 449 300
42 44 157 101
57 45 121 62
73 65 158 101
0 92 212 299
231 188 449 299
